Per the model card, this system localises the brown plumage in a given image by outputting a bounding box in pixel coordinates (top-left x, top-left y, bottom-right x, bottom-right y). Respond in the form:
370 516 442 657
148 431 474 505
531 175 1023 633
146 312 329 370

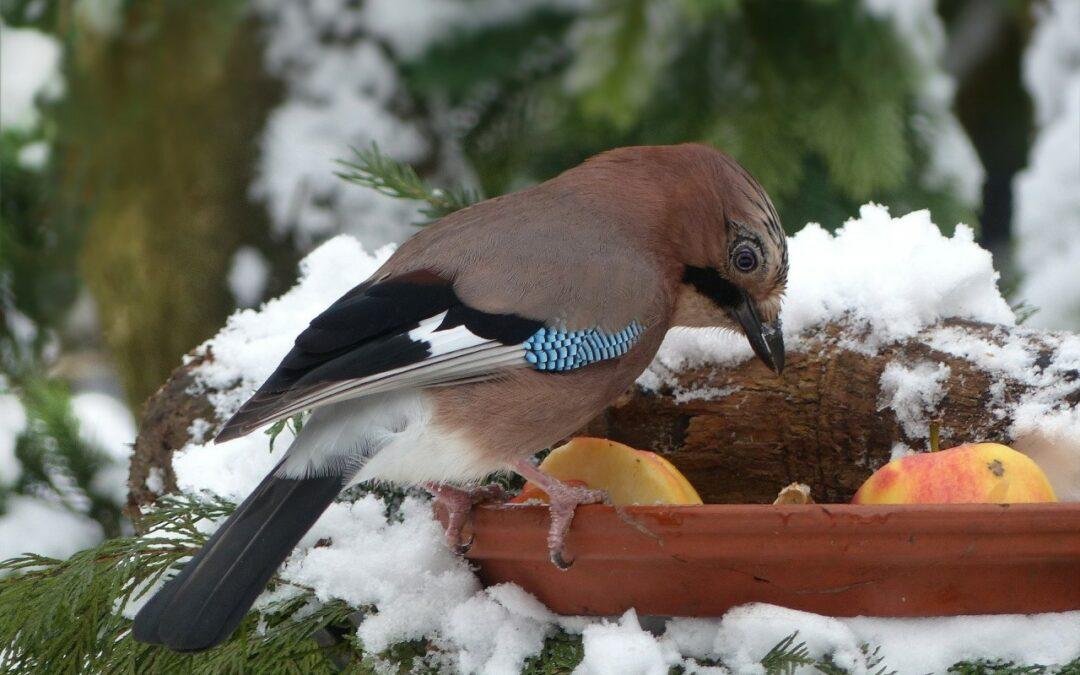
133 143 788 652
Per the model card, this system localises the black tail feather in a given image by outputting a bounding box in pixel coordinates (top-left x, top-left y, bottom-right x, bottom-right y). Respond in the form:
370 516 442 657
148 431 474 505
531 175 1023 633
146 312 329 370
132 469 343 652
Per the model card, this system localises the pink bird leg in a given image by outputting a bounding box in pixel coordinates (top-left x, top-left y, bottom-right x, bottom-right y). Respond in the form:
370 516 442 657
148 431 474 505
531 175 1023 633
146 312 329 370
512 459 608 570
425 482 507 553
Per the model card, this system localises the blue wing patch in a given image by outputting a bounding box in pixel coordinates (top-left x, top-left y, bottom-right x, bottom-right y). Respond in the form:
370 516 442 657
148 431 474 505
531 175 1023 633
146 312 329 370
522 321 644 372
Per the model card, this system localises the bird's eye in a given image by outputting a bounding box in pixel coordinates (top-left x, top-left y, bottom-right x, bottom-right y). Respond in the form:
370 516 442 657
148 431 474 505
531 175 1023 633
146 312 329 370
733 246 759 273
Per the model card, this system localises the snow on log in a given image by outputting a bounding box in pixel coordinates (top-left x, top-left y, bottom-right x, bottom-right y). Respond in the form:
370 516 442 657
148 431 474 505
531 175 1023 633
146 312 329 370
126 205 1080 512
128 315 1080 515
588 318 1080 503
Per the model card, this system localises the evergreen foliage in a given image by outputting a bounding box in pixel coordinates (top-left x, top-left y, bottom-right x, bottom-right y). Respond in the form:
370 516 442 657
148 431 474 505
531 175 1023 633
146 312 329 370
337 144 481 225
5 375 124 537
0 495 362 674
401 0 976 233
948 660 1080 675
0 8 126 547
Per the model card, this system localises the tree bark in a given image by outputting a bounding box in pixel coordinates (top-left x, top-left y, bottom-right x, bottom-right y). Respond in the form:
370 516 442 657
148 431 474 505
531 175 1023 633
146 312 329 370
128 318 1080 513
64 3 450 408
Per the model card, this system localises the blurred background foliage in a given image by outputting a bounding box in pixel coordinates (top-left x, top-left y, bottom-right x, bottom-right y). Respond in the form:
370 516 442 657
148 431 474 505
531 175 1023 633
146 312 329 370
0 0 1076 551
416 0 972 232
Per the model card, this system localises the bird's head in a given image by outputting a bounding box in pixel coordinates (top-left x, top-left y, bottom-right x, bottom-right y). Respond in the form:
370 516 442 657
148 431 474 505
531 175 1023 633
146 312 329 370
664 145 788 373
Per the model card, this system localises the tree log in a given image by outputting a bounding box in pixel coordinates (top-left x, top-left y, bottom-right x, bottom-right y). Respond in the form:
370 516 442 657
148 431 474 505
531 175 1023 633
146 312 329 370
129 318 1079 513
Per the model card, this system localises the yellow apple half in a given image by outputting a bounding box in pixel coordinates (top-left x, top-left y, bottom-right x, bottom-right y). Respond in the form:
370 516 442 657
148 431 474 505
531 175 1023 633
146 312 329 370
852 442 1057 504
512 437 703 506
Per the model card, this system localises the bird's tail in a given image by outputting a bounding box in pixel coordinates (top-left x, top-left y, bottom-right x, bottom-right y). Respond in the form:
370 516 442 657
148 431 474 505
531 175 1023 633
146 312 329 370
131 465 343 652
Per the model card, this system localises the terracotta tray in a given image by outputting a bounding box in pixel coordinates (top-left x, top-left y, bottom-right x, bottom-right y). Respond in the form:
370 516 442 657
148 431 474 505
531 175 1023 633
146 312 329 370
436 502 1080 617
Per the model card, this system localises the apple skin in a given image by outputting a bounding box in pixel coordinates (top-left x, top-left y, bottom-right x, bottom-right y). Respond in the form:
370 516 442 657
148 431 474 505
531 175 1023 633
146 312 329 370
511 479 589 504
852 443 1057 504
510 437 703 506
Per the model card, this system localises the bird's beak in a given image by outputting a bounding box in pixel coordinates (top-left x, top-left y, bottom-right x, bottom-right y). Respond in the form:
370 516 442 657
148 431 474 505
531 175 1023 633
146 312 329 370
729 292 785 374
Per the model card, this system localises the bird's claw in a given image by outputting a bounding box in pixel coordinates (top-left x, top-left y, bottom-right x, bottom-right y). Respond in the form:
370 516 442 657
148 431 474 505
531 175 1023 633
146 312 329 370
542 483 606 571
549 548 575 571
426 482 508 554
454 532 475 555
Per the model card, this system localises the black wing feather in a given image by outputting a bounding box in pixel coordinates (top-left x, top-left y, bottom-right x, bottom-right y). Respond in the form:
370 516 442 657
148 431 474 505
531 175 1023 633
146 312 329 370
215 271 540 443
437 303 543 343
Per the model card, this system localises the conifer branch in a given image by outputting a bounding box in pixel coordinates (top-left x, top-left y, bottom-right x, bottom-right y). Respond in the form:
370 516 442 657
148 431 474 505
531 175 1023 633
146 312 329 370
760 632 816 675
0 495 353 673
335 144 480 225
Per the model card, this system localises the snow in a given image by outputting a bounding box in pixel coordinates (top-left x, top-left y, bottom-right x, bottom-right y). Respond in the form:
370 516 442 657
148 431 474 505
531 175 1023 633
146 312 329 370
280 495 480 653
0 394 27 487
16 140 49 171
666 604 1080 675
0 390 131 561
0 495 103 561
843 610 1080 674
1014 0 1080 330
247 0 586 250
0 389 129 559
1021 0 1080 128
0 21 64 131
70 392 135 464
576 610 678 675
363 0 586 61
673 385 739 405
226 246 271 308
248 0 436 249
779 206 1013 346
144 467 165 495
442 585 554 674
877 361 951 444
188 236 394 424
165 208 1078 671
70 391 136 503
710 604 864 674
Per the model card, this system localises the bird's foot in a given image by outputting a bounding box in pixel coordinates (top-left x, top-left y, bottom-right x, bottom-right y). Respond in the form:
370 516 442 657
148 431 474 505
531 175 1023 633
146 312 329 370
512 459 607 570
425 482 508 554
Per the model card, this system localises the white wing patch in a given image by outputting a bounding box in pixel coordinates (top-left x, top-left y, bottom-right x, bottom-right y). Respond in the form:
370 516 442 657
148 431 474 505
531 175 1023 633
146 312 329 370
253 312 528 424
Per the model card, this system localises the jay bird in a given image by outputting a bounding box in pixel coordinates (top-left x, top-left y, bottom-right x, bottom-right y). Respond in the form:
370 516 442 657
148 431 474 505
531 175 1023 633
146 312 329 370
133 143 788 651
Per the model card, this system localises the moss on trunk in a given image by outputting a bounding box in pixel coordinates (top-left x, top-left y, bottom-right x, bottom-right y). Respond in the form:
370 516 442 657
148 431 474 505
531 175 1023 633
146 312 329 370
64 1 285 407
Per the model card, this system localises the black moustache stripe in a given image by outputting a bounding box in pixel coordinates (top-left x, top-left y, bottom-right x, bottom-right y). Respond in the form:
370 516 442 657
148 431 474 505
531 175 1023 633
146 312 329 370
683 266 742 309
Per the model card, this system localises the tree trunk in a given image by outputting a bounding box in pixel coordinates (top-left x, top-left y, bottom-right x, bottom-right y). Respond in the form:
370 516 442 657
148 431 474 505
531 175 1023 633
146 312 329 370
128 318 1080 513
64 2 450 408
66 3 284 408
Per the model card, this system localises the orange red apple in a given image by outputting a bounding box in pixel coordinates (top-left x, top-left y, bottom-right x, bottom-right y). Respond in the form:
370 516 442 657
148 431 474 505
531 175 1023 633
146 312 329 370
511 437 703 506
852 442 1057 504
